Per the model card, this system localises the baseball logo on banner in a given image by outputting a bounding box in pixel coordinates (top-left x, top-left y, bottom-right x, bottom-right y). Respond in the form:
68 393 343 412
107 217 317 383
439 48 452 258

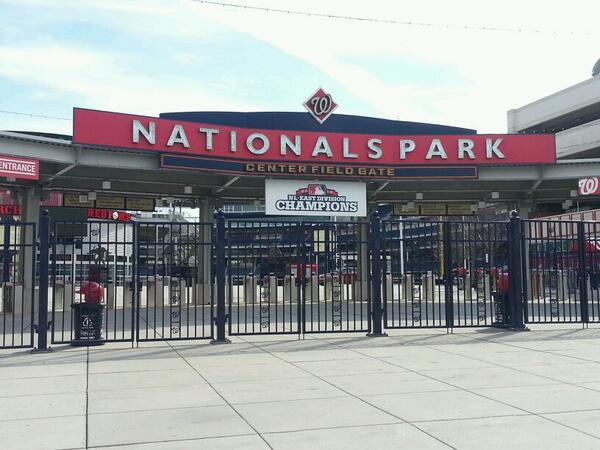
579 177 600 196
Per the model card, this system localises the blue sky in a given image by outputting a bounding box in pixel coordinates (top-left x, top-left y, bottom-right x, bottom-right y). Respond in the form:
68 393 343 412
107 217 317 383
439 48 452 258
0 0 598 135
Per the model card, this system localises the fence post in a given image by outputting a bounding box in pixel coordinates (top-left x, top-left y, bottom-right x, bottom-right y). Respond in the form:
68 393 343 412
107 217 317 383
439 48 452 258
367 211 386 337
508 211 528 331
442 221 454 330
33 209 51 352
211 209 230 344
577 222 589 325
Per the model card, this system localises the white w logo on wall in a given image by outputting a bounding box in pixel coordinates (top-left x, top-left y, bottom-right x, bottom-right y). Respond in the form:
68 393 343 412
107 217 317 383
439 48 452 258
579 177 599 196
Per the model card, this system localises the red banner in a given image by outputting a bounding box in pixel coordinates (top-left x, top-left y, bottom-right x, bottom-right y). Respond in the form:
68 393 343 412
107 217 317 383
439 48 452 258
73 108 556 166
0 155 39 180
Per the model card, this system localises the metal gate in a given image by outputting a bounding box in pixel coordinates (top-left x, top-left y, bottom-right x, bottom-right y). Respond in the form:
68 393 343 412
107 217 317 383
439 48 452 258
523 219 600 324
136 222 213 341
382 219 510 329
51 220 135 343
35 211 600 349
0 220 36 349
226 218 371 335
50 220 213 344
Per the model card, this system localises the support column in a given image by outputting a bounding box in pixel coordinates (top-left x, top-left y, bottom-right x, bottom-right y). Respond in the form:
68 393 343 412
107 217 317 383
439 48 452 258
357 221 369 303
517 202 533 325
367 211 386 337
197 198 214 305
211 210 229 344
19 188 41 317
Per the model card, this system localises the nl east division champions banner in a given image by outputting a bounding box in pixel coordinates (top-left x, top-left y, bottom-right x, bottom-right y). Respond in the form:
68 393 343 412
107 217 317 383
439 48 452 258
265 179 367 217
72 108 556 179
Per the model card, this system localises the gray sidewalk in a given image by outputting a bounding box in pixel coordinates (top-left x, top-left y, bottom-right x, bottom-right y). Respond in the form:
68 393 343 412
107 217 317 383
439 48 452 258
3 327 600 449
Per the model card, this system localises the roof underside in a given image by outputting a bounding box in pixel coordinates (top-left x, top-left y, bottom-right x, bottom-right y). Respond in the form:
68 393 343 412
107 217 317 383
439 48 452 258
0 131 597 211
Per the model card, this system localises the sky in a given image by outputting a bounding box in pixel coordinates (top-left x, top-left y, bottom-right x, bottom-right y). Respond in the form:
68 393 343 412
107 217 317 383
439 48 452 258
0 0 599 135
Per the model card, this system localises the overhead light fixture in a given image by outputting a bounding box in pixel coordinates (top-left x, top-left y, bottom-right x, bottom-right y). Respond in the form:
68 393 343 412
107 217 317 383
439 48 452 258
570 190 578 197
470 204 477 212
415 192 424 200
564 199 573 208
491 192 500 199
78 195 87 203
184 185 193 194
87 191 97 200
478 201 486 208
102 180 111 189
406 201 415 208
5 177 16 182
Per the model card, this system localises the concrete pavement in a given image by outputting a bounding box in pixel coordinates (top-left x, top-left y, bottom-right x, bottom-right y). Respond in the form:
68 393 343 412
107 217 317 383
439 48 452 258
2 326 600 449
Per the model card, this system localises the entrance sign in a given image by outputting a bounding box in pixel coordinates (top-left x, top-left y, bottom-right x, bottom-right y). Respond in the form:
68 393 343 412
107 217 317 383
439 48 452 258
0 155 39 180
265 180 367 217
73 109 556 180
579 177 600 196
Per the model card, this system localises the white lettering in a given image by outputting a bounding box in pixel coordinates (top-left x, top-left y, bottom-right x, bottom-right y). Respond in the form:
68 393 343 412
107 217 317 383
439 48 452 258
132 120 155 145
486 138 505 159
457 139 475 159
342 138 358 158
425 139 448 160
280 135 301 156
400 140 416 159
199 128 219 150
166 125 189 148
246 133 270 155
230 131 237 152
367 138 382 159
312 136 333 157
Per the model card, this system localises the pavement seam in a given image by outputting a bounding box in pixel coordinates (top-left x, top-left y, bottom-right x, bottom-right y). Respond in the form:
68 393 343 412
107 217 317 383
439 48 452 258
259 420 424 436
238 335 458 450
85 432 260 448
164 341 275 450
422 336 600 394
0 413 85 423
305 333 600 443
464 331 600 366
85 346 90 450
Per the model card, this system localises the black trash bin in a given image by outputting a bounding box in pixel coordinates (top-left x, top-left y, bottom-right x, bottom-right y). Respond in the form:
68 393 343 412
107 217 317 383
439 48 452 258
71 302 105 346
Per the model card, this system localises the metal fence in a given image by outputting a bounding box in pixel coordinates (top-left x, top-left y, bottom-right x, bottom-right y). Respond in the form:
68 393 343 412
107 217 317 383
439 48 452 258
8 210 600 351
382 219 510 329
523 220 600 324
51 220 135 343
226 218 371 336
50 221 214 344
0 220 36 348
136 222 213 341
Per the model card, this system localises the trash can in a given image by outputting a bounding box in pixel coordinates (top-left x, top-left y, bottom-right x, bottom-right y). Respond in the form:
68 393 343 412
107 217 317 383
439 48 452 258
71 302 105 346
71 281 105 346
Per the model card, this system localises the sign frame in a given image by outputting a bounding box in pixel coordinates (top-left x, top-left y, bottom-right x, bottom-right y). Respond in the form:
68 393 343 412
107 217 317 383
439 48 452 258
265 179 367 217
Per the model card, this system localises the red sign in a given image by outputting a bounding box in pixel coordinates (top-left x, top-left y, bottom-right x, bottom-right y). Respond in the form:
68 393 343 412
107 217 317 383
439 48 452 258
0 155 39 180
0 204 21 216
87 208 132 222
73 108 556 167
579 177 600 196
